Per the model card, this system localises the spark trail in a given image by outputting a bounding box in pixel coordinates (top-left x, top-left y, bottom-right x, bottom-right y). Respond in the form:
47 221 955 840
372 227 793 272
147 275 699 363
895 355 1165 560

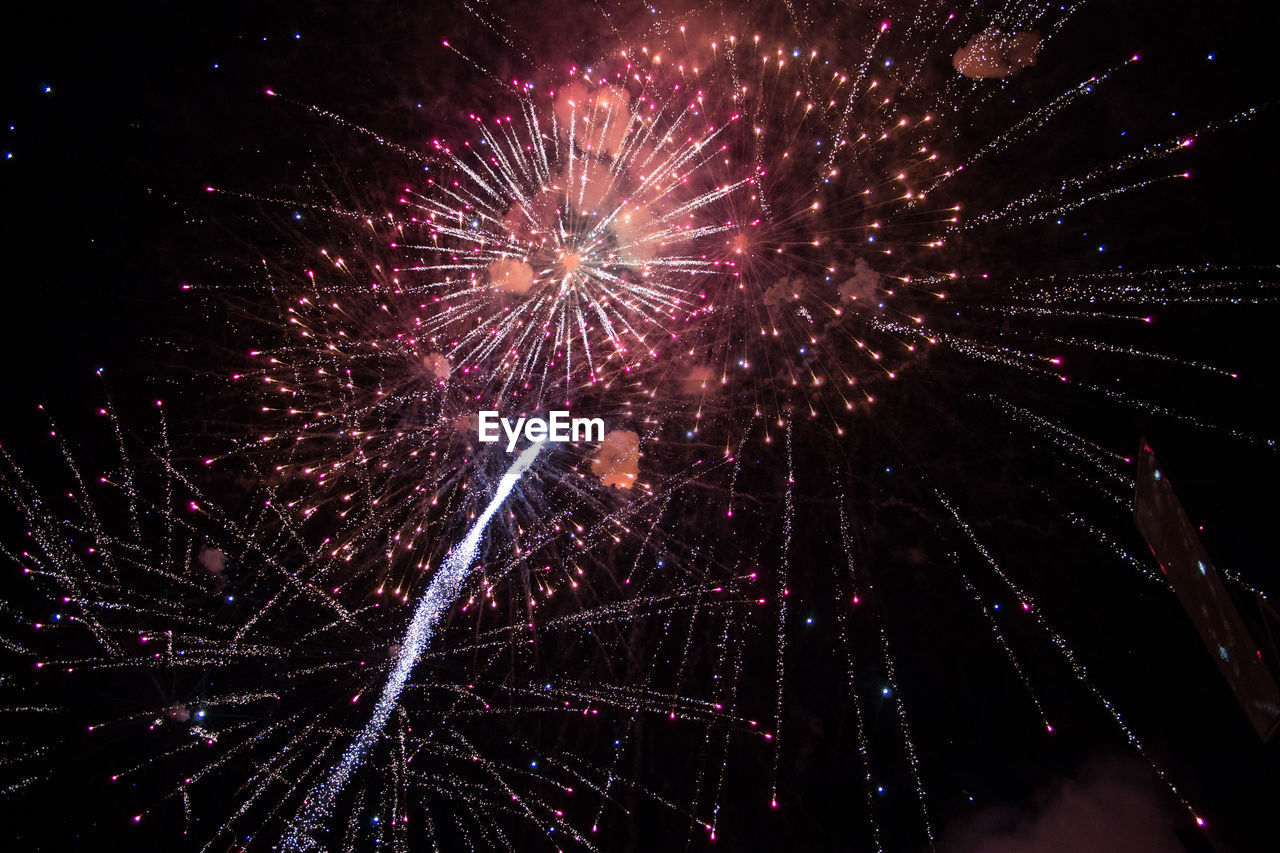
282 441 544 851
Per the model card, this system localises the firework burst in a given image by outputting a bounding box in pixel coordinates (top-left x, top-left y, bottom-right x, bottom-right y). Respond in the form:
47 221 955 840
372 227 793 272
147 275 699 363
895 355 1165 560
4 2 1279 851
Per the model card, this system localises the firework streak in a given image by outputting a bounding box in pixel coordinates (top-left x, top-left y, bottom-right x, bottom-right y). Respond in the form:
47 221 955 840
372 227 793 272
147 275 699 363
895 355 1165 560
282 442 544 851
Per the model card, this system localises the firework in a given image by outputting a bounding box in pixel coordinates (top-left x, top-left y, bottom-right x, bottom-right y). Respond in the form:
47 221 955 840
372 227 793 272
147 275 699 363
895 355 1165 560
4 2 1278 850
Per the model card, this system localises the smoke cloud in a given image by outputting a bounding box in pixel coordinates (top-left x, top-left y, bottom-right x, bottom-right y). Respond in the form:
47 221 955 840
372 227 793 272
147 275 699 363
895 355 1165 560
953 29 1042 79
942 757 1183 853
591 429 639 489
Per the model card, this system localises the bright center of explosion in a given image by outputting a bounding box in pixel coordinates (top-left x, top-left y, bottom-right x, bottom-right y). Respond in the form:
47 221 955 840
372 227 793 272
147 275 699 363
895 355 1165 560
558 250 583 274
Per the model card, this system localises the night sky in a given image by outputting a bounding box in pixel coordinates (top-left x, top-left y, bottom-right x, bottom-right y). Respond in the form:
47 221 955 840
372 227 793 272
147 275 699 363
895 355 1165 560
3 2 1279 851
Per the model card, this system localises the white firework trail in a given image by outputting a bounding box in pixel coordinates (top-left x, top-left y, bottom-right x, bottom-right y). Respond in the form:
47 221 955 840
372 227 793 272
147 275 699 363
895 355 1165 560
282 441 544 851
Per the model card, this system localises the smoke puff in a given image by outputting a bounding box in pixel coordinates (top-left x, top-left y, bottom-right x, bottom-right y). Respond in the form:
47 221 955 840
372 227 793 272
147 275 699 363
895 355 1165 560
838 258 883 303
198 547 226 575
487 257 535 294
613 205 657 263
502 188 557 243
953 29 1042 79
423 352 450 381
591 429 640 489
942 757 1182 853
563 157 615 214
679 364 717 395
553 81 633 157
763 277 803 307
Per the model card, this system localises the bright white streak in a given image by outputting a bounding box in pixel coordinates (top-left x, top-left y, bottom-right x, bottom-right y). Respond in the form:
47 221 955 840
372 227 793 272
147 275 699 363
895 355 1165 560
282 442 544 851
